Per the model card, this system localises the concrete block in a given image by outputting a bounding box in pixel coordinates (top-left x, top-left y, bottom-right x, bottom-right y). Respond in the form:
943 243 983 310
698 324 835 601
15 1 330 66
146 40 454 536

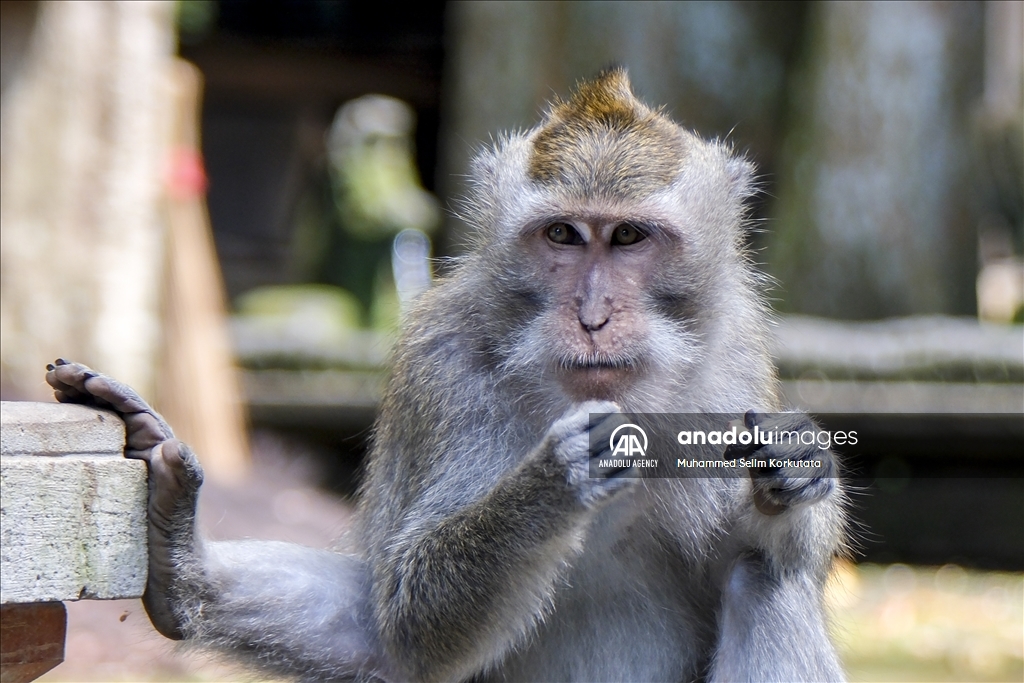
1 402 147 604
1 402 125 457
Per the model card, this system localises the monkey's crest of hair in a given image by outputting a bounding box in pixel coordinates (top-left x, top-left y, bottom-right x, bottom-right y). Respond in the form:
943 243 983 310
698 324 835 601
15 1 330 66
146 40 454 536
460 68 756 253
528 68 688 198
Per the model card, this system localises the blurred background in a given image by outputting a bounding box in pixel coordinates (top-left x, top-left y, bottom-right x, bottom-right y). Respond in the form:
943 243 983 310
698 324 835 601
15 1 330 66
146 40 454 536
0 1 1021 681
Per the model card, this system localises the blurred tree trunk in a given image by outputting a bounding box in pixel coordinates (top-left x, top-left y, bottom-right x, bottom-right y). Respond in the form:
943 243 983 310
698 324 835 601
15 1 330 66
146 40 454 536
765 1 984 319
0 1 176 400
438 0 805 255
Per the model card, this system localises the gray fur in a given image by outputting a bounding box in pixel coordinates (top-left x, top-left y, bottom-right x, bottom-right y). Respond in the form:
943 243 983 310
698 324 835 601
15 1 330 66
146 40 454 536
45 72 846 682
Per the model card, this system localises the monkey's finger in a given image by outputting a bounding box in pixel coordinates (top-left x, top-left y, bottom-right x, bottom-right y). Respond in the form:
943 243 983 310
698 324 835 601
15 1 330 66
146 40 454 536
146 441 198 517
125 448 154 463
587 411 633 449
721 415 762 459
48 379 89 404
724 434 762 459
141 441 204 514
47 362 112 408
46 360 152 414
751 486 787 515
725 443 762 460
752 474 835 513
81 375 154 415
748 463 782 480
48 359 99 388
46 364 92 403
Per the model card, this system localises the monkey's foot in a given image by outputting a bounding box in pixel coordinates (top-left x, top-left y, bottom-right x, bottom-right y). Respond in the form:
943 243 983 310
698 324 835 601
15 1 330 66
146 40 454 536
726 411 837 515
46 359 203 639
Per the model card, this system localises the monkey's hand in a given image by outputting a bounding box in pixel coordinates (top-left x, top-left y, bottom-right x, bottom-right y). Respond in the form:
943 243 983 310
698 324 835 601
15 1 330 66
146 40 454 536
725 410 837 516
45 359 202 640
545 401 636 508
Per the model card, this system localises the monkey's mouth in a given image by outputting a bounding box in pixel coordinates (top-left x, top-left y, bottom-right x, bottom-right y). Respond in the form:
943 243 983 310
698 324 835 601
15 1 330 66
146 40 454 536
561 356 639 372
556 355 641 399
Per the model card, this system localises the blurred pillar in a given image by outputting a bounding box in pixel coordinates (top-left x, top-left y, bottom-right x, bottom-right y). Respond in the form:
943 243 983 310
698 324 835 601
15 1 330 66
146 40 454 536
975 1 1024 322
0 1 176 399
765 1 984 319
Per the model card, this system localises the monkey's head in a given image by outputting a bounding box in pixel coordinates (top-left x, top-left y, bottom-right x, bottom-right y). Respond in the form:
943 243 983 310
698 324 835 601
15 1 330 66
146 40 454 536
459 69 768 407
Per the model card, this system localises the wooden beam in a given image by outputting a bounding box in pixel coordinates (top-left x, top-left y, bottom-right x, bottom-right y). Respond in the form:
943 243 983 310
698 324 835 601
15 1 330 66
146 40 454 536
0 602 66 683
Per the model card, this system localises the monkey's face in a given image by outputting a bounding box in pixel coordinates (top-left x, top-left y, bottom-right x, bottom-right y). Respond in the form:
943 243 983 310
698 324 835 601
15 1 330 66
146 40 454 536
468 69 754 407
515 214 686 401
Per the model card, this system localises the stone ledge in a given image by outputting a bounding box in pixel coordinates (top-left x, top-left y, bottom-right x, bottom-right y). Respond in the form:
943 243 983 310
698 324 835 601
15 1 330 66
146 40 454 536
1 402 126 457
1 402 147 604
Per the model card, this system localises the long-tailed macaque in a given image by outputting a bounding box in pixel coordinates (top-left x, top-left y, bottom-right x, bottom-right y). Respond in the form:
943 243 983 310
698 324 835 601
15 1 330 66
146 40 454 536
47 69 846 682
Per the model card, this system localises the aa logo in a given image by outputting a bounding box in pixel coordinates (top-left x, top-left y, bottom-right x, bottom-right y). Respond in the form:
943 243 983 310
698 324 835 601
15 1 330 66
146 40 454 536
609 423 648 457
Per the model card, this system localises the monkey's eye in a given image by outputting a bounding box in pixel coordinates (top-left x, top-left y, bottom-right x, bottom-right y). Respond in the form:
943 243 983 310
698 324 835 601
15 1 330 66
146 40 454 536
546 222 583 245
612 223 646 246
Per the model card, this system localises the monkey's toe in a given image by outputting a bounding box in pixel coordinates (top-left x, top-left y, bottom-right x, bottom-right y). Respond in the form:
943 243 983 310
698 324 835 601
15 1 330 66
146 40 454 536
46 360 99 405
45 359 176 448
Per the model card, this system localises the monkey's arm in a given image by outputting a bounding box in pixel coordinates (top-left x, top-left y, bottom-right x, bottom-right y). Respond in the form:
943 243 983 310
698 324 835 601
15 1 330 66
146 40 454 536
366 404 630 683
715 411 847 682
711 551 845 683
45 361 392 681
712 501 846 683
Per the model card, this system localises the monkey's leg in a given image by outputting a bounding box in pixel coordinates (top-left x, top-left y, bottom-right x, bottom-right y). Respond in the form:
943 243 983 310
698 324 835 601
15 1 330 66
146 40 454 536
710 552 845 683
45 360 390 681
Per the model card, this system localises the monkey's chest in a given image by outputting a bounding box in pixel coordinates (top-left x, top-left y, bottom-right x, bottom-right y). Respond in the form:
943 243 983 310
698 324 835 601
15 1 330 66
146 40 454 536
486 512 714 682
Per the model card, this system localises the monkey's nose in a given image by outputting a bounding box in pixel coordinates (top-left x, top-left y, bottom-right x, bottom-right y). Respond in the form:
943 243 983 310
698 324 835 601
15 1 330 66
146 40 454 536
578 292 612 333
579 315 609 333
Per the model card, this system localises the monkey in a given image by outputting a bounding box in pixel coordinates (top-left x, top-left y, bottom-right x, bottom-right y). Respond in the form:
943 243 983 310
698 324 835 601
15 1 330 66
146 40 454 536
46 68 847 682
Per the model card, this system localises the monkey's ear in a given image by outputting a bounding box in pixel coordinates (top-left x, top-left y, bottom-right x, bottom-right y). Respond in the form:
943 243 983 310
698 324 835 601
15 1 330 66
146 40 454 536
725 156 757 202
